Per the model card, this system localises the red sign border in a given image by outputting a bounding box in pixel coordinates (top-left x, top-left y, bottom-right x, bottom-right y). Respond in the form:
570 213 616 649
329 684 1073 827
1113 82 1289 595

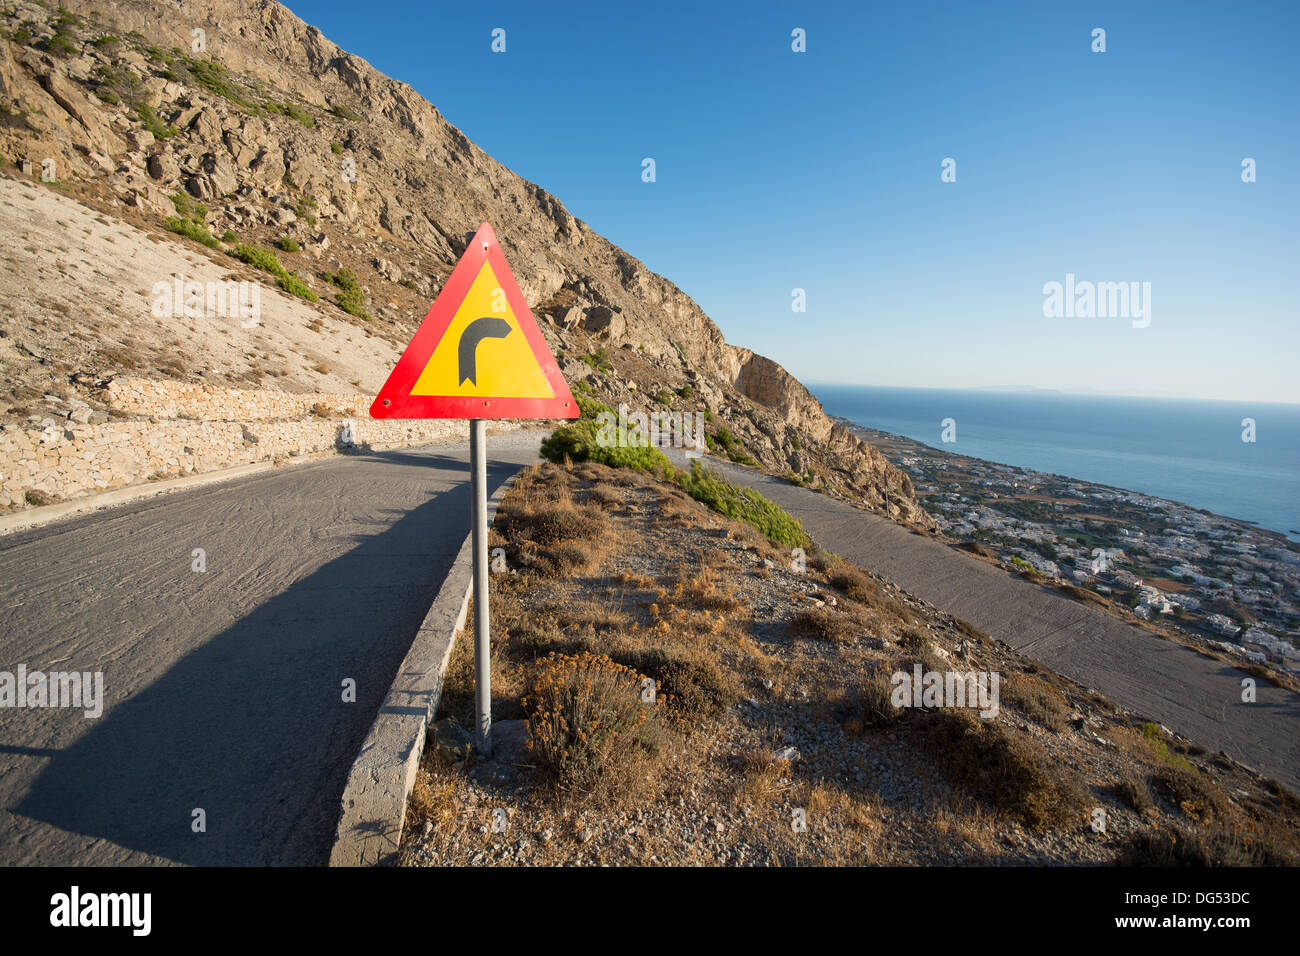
369 222 579 420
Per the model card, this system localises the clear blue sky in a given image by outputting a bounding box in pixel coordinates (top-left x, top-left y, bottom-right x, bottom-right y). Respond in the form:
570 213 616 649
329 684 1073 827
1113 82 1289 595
288 0 1299 404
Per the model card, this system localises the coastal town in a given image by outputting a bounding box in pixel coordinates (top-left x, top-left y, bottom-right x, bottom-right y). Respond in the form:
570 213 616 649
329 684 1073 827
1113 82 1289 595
845 422 1300 678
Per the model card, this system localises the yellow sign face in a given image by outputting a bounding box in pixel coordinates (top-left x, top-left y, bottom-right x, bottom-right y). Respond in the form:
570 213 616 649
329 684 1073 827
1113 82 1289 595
409 261 556 399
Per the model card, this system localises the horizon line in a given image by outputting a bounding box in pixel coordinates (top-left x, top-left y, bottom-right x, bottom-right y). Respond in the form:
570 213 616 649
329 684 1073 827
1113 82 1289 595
803 381 1300 409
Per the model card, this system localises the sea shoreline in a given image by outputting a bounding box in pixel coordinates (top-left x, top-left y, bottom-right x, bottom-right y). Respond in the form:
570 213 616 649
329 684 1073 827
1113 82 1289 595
834 415 1300 663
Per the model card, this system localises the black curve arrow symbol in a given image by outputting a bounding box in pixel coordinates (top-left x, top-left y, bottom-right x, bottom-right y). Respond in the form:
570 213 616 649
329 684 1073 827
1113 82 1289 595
458 316 512 386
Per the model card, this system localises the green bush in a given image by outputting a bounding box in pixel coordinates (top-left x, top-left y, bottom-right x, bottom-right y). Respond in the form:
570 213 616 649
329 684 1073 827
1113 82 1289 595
46 32 76 57
540 395 673 472
328 268 369 318
711 426 757 465
163 216 218 248
276 272 318 301
294 193 317 223
676 460 809 548
135 104 176 140
265 101 314 128
225 243 315 303
182 57 257 107
170 192 206 220
93 64 143 107
228 243 286 276
276 236 299 252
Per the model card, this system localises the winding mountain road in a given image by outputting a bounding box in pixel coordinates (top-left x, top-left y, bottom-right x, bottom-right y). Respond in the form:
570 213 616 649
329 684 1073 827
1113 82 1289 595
667 450 1300 792
0 431 544 866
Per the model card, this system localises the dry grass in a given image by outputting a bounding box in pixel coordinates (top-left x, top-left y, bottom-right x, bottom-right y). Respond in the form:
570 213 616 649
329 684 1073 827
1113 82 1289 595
523 651 669 803
788 606 859 644
1001 671 1072 732
908 708 1089 830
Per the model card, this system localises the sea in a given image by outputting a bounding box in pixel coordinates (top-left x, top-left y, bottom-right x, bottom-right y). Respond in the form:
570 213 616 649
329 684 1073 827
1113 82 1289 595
811 385 1300 542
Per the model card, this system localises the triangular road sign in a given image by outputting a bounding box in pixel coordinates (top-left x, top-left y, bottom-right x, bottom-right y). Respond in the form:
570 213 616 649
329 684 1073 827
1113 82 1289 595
370 222 579 420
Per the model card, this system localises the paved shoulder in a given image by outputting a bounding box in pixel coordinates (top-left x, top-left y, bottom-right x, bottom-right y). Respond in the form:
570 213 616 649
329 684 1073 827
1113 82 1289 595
0 431 542 865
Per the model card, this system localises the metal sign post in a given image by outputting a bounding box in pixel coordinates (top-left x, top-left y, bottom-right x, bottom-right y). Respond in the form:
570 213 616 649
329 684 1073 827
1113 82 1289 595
469 417 492 757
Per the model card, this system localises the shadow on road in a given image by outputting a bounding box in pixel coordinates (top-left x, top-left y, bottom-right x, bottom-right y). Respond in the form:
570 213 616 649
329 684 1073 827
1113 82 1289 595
13 454 519 865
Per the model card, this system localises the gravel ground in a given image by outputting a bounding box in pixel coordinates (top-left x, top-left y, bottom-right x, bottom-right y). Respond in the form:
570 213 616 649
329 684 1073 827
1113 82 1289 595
399 461 1300 867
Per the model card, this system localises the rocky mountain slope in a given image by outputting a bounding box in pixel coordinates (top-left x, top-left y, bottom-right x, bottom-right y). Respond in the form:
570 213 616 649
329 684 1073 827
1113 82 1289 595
0 0 929 525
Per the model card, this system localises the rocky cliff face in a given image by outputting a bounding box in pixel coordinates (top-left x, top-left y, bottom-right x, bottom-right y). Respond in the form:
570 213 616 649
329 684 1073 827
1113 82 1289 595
0 0 931 526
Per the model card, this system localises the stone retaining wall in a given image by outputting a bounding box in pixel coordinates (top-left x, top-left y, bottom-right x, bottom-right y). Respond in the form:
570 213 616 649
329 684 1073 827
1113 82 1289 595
104 377 369 421
0 378 527 510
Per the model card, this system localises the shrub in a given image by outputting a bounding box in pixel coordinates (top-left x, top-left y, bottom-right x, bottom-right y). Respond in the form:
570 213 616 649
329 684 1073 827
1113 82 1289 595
496 501 604 548
1121 826 1295 866
170 192 206 219
1002 672 1070 732
1151 763 1227 822
276 236 299 252
327 268 369 318
1141 722 1192 769
182 56 257 107
276 272 317 301
46 32 76 57
93 64 143 108
578 347 612 373
294 193 317 223
228 243 286 276
828 564 882 604
135 104 176 140
857 669 905 728
789 607 857 643
612 647 737 718
676 460 809 549
523 652 665 794
911 709 1087 830
330 103 362 121
164 216 218 248
330 141 343 154
1115 774 1155 815
540 395 673 472
226 244 316 300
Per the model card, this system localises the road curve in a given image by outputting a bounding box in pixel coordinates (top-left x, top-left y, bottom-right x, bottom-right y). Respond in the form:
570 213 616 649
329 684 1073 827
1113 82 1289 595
668 451 1300 792
0 430 544 866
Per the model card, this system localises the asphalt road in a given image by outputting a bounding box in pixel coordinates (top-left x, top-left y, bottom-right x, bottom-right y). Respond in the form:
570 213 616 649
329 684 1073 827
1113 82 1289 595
0 430 544 866
668 451 1300 792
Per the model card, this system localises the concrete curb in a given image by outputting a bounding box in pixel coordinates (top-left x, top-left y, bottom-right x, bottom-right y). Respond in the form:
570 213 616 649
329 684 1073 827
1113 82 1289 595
328 470 518 867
